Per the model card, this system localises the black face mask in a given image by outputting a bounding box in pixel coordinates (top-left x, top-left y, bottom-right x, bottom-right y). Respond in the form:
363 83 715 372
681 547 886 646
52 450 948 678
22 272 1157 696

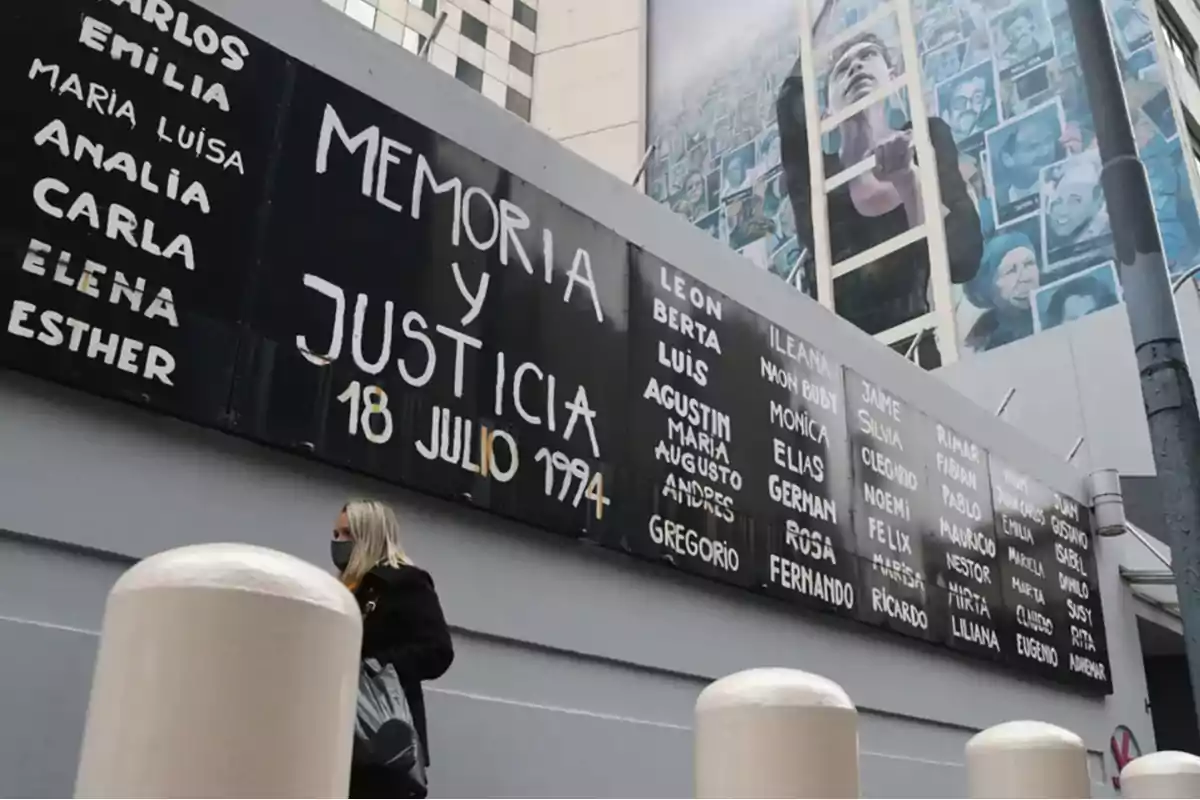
331 540 354 572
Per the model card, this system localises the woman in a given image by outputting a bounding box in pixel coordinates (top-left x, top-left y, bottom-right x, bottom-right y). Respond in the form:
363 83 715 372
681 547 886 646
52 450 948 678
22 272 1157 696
963 231 1041 352
334 499 454 799
1042 273 1119 330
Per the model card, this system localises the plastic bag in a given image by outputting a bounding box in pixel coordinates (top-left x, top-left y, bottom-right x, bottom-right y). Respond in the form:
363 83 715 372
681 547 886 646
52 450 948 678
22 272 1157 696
354 658 428 798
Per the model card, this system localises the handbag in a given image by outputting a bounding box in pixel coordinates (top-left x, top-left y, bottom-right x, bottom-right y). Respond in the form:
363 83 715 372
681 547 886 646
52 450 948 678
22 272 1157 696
353 598 428 798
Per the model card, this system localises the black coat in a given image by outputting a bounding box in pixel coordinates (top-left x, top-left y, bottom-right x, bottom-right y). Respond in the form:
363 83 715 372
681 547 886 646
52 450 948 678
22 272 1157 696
351 563 453 796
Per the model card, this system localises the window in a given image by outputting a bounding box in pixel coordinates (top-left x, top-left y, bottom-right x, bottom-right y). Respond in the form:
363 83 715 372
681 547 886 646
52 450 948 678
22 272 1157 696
513 0 537 32
456 59 484 91
1161 5 1198 80
409 0 438 16
509 41 534 75
461 12 489 47
506 87 532 121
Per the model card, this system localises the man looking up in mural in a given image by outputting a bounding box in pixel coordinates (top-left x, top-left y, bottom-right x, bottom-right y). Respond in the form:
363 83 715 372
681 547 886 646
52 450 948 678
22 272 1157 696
777 30 982 335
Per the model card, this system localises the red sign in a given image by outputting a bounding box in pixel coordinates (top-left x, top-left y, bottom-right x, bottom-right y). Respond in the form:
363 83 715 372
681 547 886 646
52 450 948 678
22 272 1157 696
1110 725 1142 789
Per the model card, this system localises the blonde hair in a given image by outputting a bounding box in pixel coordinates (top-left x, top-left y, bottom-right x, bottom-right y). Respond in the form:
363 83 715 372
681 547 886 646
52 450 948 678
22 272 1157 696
339 499 412 589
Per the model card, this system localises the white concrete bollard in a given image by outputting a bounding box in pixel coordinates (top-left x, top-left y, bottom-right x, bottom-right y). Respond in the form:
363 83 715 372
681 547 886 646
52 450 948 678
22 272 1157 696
1120 751 1200 798
694 667 859 799
75 543 363 799
965 720 1091 798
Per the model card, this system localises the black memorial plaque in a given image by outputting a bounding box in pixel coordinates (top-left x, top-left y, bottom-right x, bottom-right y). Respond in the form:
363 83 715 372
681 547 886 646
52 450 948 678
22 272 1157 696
622 250 759 587
0 0 287 423
0 0 1117 696
845 370 943 642
231 63 630 539
990 457 1111 691
1048 490 1112 692
753 321 857 618
924 422 1005 662
991 459 1062 680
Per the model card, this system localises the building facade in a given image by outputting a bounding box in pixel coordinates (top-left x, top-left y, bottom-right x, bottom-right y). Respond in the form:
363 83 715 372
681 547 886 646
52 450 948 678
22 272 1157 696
523 0 1200 763
323 0 539 120
0 1 1196 798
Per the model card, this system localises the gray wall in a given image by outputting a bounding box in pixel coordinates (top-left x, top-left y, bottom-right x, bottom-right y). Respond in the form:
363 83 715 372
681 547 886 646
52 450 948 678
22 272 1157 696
936 272 1200 483
0 0 1160 796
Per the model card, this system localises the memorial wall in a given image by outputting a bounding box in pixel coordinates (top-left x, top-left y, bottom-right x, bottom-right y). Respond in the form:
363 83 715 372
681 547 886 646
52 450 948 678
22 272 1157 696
1 0 1111 693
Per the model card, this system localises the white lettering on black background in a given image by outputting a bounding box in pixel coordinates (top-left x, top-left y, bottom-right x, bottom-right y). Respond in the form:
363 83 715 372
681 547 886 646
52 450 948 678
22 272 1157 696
234 63 628 538
761 325 856 615
932 423 1002 657
628 255 746 581
2 0 282 421
0 0 1113 696
845 371 934 639
1050 493 1109 685
991 460 1066 676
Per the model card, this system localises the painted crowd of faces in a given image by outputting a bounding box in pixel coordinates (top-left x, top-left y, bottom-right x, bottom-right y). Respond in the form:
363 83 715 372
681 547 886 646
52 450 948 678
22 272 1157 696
644 0 1200 361
646 23 813 294
911 0 1200 353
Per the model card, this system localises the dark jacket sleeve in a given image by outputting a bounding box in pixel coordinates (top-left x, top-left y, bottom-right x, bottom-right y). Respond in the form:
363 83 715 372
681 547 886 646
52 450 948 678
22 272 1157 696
365 566 454 684
776 59 816 258
928 117 983 284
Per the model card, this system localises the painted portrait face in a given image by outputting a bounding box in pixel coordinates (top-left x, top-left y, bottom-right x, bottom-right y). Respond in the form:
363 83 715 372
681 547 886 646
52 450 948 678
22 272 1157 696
829 39 892 112
685 172 706 205
994 245 1040 307
726 156 746 188
1047 172 1103 238
1010 119 1057 173
1061 292 1099 322
950 75 989 137
1004 13 1036 52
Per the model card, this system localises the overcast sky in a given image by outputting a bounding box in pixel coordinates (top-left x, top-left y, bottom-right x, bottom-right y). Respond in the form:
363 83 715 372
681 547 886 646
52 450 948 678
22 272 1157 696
648 0 801 102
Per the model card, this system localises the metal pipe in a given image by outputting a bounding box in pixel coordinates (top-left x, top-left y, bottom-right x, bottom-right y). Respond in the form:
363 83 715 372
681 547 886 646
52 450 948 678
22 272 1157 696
1126 525 1174 571
1172 262 1200 294
632 140 658 187
903 328 926 361
418 11 448 60
1067 0 1200 727
994 387 1016 417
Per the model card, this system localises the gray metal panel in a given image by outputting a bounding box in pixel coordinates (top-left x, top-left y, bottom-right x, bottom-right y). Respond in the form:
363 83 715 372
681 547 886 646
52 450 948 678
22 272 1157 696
0 369 1135 753
936 328 1089 469
0 619 97 798
1065 307 1156 476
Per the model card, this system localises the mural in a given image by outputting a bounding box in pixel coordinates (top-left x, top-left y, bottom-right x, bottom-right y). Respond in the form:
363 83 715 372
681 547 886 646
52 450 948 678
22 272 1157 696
646 0 1200 361
912 0 1200 354
646 0 813 294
